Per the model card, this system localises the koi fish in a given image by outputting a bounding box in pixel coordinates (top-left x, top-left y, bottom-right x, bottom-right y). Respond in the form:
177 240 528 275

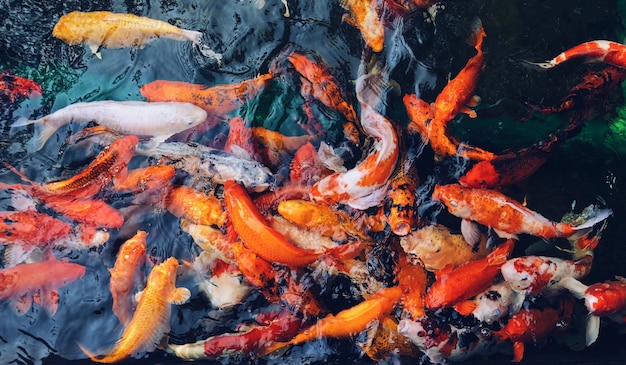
261 286 402 356
286 52 358 125
12 101 207 151
339 0 385 52
4 135 138 199
384 139 419 236
0 71 42 102
0 258 86 316
424 239 514 310
399 224 491 271
140 74 272 136
190 253 250 310
223 116 261 161
142 142 275 192
108 231 147 326
79 257 191 363
396 251 428 319
277 199 371 241
289 142 333 185
252 125 318 168
398 316 508 364
532 40 626 70
559 276 626 346
168 311 303 360
113 165 175 194
0 210 72 249
453 280 524 324
493 299 574 362
164 185 226 227
432 183 612 244
311 73 399 209
360 316 421 361
179 219 234 263
52 11 203 58
500 255 593 296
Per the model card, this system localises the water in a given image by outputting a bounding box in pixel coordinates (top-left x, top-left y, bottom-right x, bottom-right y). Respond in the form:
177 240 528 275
1 0 626 364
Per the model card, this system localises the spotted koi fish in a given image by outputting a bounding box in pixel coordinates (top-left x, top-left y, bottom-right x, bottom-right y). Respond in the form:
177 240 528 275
164 185 226 227
53 11 203 58
384 136 419 236
0 71 42 102
532 40 626 70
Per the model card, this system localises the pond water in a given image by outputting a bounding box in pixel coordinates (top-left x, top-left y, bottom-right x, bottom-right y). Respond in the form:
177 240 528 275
1 0 626 364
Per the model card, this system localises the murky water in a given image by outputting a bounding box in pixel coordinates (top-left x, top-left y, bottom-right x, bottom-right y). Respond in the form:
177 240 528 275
1 0 626 364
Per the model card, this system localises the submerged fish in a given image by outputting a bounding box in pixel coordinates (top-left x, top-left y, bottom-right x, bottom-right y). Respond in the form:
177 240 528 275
12 100 207 151
532 40 626 70
53 11 203 58
0 72 42 102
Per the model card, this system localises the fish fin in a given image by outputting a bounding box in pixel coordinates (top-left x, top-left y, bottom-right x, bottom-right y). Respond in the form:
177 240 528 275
347 183 388 210
557 276 588 299
9 188 37 211
35 289 60 316
487 239 515 266
467 95 482 108
585 314 600 347
460 107 477 119
492 228 518 240
468 17 486 49
520 59 555 70
10 116 36 128
183 29 203 45
512 341 525 362
3 244 35 267
317 142 346 172
453 300 478 316
12 293 33 315
573 208 613 231
510 289 525 314
88 44 102 59
460 219 480 246
171 287 191 305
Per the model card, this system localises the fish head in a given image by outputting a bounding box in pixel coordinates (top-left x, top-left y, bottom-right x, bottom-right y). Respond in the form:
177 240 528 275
459 162 501 189
432 184 472 218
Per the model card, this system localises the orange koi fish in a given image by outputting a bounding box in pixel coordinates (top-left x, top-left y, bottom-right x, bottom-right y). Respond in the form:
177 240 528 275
109 231 147 326
403 20 496 161
400 224 490 271
396 251 428 319
80 257 191 363
4 135 138 199
164 185 226 227
277 199 371 241
0 71 42 102
0 210 72 248
287 52 358 125
224 181 339 268
113 165 175 193
432 184 612 244
339 0 385 52
53 11 203 58
533 40 626 70
424 239 515 310
0 259 85 316
252 125 318 166
140 74 272 135
311 73 399 209
261 286 402 356
559 276 626 346
384 140 419 236
289 142 333 185
494 299 574 362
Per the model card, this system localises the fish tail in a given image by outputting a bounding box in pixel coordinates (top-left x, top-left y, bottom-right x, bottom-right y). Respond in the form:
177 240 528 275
468 17 486 50
572 208 613 231
182 29 203 45
520 59 556 70
10 116 36 128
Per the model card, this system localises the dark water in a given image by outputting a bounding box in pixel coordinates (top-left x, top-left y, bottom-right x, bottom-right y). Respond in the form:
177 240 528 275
1 0 626 364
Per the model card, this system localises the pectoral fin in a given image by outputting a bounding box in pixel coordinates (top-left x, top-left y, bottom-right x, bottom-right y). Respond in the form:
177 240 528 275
88 44 102 59
171 287 191 305
13 293 33 315
461 219 480 246
34 289 60 316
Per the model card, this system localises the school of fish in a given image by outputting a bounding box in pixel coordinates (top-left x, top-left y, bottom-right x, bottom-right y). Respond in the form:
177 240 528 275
2 2 626 365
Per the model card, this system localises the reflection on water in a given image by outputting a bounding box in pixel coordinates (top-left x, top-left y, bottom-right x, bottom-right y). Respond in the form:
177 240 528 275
1 0 626 364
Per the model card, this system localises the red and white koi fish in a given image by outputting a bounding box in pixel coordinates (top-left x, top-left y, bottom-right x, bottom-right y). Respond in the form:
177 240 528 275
189 252 250 310
53 11 203 59
432 183 612 245
79 257 191 363
532 40 626 70
493 298 574 362
12 101 207 151
424 239 515 310
453 280 524 324
559 276 626 346
109 230 147 326
311 73 399 209
0 258 86 316
501 254 593 296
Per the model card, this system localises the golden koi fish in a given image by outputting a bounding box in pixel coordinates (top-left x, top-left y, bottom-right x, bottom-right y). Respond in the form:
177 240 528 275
53 11 203 58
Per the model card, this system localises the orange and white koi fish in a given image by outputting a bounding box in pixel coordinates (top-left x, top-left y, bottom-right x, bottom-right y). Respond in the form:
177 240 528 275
80 257 191 363
424 239 514 310
287 52 358 125
311 73 399 209
399 224 490 271
53 11 203 58
4 135 138 199
12 101 207 151
164 185 226 227
109 231 147 326
261 286 402 356
559 276 626 346
493 299 574 362
339 0 385 52
532 40 626 70
189 252 250 310
140 74 272 137
403 19 496 161
432 183 612 245
501 254 594 296
0 258 86 316
0 71 42 102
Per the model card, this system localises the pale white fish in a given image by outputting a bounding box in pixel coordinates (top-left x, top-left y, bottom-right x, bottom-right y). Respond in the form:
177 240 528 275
191 251 250 311
141 141 275 192
12 100 208 151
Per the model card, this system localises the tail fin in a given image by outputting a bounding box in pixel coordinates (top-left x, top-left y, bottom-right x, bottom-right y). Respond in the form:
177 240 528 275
468 18 486 51
573 208 612 231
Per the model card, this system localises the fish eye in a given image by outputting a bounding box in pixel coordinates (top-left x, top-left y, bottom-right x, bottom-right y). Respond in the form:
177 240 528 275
417 330 426 337
450 200 458 207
